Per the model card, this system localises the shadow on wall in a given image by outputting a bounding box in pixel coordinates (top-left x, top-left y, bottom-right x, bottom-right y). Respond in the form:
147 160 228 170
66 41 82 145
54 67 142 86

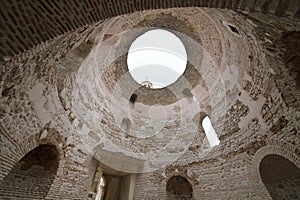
280 31 300 89
260 154 300 200
274 31 300 110
167 176 194 200
0 144 59 199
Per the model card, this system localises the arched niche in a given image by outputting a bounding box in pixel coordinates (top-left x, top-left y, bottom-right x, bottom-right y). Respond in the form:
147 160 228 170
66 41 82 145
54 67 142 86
129 93 138 104
0 144 59 199
121 118 131 133
166 176 194 200
260 154 300 200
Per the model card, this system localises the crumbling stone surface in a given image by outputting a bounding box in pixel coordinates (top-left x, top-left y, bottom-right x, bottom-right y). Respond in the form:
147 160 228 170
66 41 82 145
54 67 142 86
0 4 299 200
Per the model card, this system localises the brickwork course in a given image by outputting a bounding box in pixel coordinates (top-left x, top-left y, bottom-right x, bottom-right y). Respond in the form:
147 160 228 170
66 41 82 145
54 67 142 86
0 0 300 199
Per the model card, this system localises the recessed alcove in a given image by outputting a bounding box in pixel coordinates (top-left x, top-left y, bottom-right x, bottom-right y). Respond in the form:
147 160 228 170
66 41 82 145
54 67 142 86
0 145 59 199
260 154 300 200
129 93 138 104
166 176 193 200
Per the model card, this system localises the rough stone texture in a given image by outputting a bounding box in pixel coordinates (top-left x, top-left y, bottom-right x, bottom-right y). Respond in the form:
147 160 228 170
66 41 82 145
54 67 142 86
0 2 299 200
0 25 100 199
1 0 300 63
166 176 193 199
0 145 58 199
260 154 300 200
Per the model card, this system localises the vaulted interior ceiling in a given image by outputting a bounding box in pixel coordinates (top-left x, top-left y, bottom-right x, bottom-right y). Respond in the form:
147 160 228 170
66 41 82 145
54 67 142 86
1 0 300 63
0 1 299 199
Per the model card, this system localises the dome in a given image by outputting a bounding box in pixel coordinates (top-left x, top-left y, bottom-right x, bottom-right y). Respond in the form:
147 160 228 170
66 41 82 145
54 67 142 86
0 1 299 199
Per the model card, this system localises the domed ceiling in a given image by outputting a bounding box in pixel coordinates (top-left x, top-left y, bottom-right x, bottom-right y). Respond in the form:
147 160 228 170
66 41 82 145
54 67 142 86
66 8 235 173
1 1 299 177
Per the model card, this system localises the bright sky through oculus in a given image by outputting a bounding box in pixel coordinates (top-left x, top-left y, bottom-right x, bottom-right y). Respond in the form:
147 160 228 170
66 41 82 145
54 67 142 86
127 29 187 89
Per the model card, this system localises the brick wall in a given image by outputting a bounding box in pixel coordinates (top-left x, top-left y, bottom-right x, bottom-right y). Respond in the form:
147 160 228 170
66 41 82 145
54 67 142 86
1 0 300 63
0 5 299 200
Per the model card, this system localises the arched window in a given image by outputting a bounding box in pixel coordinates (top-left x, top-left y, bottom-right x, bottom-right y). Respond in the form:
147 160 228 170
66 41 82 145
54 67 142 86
202 116 220 147
129 93 138 104
121 118 131 133
95 176 106 200
129 93 138 109
260 154 300 199
0 145 59 199
166 176 193 200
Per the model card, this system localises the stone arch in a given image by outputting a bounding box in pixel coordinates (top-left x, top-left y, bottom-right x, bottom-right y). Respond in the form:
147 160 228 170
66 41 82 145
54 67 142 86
166 176 194 200
0 127 65 199
260 154 300 199
0 131 41 183
0 144 60 199
246 141 300 199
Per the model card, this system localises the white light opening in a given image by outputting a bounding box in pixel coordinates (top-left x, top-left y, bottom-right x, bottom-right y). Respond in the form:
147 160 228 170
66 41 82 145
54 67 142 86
202 116 220 147
127 29 187 89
